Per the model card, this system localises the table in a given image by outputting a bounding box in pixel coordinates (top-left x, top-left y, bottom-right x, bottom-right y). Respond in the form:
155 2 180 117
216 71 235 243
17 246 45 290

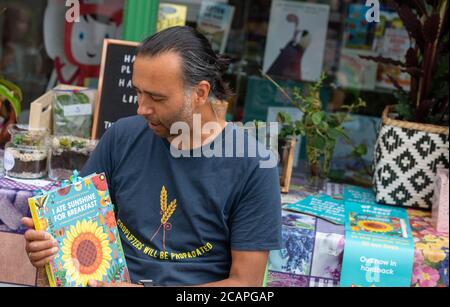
267 177 449 287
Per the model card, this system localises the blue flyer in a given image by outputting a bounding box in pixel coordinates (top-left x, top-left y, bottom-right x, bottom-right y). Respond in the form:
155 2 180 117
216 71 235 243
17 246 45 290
343 185 377 205
340 200 415 287
284 194 345 225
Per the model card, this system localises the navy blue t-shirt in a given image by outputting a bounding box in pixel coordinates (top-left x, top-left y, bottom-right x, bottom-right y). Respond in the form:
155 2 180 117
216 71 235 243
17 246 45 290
81 116 282 286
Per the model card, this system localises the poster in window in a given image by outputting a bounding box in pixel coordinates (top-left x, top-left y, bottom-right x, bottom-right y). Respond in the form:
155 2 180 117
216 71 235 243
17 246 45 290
374 14 411 91
337 48 378 90
342 4 377 51
263 1 330 82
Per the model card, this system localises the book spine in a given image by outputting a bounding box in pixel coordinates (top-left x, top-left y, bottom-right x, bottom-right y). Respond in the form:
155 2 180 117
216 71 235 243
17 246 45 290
28 198 56 288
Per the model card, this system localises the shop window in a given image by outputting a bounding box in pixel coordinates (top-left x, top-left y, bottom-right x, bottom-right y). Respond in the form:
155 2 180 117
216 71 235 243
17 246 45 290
0 0 125 118
0 0 409 126
0 0 50 113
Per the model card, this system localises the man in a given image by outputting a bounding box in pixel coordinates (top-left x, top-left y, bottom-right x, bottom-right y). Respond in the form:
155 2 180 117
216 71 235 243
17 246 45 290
22 26 281 287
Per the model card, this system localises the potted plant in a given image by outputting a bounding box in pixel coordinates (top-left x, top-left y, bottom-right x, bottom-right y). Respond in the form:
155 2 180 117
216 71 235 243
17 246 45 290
264 72 367 183
361 0 449 209
49 135 98 181
4 124 49 179
0 77 22 146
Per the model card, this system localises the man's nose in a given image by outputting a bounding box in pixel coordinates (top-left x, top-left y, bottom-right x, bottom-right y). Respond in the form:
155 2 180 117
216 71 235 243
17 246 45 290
137 100 155 117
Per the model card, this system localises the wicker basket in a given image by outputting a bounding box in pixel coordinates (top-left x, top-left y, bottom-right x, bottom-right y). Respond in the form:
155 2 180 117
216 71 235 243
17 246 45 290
373 106 449 210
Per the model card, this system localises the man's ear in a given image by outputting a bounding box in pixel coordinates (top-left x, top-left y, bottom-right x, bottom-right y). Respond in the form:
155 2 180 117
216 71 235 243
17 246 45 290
192 81 211 110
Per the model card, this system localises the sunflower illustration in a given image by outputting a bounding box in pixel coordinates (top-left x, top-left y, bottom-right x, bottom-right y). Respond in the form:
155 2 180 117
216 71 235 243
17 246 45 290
61 220 112 286
357 220 394 233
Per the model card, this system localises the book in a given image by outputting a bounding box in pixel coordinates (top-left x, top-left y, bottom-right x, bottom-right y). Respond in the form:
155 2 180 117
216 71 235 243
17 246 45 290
263 1 330 82
157 3 187 32
337 48 378 90
340 198 414 287
343 4 377 50
196 1 235 54
28 173 130 287
373 11 411 90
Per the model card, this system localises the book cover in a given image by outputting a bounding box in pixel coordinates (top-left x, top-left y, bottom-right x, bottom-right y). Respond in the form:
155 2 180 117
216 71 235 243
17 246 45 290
28 173 130 287
196 1 235 54
373 11 411 90
157 3 187 32
342 4 377 50
340 201 414 287
337 48 378 90
263 1 330 82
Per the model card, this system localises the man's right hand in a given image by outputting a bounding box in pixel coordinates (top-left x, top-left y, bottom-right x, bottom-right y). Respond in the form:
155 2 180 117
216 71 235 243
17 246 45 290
21 217 59 268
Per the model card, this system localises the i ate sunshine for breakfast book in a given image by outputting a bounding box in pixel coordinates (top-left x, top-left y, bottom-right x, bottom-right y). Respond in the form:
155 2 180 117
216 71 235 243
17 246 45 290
28 173 130 287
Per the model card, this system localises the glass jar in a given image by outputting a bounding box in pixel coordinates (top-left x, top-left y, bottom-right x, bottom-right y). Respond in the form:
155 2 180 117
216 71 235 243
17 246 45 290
49 135 98 181
3 125 50 179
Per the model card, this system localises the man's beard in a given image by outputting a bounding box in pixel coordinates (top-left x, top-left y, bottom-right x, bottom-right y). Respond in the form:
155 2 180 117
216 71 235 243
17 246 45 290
158 96 194 138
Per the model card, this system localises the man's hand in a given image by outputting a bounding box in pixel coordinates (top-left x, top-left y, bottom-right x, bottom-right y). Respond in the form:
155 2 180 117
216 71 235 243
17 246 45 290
88 280 143 288
22 217 59 268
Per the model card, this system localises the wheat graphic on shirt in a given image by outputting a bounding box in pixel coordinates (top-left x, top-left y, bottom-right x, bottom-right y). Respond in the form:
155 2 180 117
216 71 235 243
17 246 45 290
150 186 177 251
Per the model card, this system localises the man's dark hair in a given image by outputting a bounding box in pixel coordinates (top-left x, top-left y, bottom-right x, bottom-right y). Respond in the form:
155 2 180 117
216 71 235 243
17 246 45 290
137 26 233 102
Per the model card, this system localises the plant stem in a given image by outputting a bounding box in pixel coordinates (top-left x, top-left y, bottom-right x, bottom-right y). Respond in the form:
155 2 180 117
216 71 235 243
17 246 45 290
260 70 302 109
417 1 448 121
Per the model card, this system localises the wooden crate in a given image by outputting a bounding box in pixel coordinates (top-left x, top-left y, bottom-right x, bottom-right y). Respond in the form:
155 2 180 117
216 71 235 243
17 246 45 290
28 84 96 133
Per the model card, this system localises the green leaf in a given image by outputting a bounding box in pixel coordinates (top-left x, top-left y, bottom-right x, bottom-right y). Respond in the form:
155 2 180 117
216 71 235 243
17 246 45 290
352 144 368 157
319 121 329 130
310 135 326 150
394 100 413 120
59 138 71 149
13 134 24 145
0 84 21 116
56 94 72 105
74 92 90 104
0 78 23 103
328 128 344 140
278 112 292 124
311 111 325 125
328 115 340 127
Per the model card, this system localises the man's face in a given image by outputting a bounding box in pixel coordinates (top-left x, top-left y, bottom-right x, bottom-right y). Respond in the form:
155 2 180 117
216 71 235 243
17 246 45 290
132 52 193 139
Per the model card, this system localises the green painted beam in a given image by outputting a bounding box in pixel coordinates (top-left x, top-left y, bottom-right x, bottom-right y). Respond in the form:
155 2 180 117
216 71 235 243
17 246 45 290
123 0 160 42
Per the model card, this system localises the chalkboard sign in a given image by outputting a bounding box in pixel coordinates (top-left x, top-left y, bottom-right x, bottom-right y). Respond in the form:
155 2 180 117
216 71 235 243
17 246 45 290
92 39 139 139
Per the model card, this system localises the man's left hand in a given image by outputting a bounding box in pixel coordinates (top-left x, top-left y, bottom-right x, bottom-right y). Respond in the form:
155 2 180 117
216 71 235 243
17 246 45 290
88 280 143 287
